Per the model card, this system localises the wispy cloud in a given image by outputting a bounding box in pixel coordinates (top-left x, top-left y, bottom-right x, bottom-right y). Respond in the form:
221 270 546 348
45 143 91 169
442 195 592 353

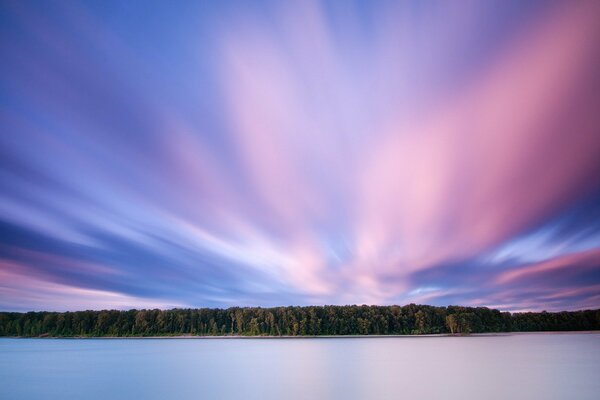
1 0 599 311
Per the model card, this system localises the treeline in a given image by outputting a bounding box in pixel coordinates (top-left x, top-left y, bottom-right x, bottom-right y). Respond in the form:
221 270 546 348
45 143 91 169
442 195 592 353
0 305 599 337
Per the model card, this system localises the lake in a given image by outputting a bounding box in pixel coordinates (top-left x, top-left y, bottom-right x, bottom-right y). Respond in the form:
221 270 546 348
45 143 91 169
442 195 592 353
1 333 599 400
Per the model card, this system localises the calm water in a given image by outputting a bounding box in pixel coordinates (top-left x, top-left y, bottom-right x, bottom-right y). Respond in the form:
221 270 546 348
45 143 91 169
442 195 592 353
1 333 599 400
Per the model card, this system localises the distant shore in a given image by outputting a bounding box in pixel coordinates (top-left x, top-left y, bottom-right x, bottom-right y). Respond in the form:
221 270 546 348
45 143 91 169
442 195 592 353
4 306 598 338
4 330 600 340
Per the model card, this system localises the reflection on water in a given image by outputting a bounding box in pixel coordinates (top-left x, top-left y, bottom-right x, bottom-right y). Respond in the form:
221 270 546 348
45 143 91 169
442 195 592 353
1 333 599 400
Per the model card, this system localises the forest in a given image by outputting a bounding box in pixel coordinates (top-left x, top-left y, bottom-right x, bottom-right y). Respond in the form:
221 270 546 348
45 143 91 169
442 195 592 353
1 305 599 337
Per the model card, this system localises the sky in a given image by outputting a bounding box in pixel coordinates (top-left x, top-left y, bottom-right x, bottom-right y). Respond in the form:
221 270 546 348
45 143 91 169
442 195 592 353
1 0 600 312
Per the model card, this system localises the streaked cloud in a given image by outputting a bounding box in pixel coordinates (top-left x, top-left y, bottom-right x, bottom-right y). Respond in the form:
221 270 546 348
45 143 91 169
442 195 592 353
1 0 599 311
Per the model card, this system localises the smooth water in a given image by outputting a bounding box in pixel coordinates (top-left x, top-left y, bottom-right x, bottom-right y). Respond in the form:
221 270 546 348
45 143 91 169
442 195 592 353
1 333 599 400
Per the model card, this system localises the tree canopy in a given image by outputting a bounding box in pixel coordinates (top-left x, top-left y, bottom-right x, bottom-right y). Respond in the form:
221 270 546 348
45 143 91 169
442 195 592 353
1 305 598 337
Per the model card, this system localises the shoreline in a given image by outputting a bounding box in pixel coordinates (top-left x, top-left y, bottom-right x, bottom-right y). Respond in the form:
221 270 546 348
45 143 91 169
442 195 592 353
3 330 599 340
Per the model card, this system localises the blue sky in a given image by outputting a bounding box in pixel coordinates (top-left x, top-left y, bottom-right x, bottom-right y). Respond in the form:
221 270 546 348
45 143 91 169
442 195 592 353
1 0 600 311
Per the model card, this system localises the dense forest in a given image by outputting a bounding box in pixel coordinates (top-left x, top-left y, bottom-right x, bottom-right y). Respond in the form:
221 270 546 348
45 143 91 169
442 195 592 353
1 305 599 337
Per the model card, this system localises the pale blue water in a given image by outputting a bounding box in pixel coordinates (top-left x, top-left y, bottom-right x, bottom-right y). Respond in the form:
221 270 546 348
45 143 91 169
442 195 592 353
1 333 599 400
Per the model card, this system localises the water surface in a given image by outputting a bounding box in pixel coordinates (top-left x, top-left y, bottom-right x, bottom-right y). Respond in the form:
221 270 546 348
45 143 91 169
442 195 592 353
1 333 599 400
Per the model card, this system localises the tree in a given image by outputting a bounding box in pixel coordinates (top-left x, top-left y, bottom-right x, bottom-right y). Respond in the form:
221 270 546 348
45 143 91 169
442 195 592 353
1 306 598 337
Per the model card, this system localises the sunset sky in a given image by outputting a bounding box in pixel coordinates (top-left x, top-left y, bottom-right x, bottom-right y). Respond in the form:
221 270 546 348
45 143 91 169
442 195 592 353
1 0 600 312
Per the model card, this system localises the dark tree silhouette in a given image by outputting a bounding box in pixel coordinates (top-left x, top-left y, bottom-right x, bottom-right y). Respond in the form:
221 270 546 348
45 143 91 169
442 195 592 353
1 305 598 337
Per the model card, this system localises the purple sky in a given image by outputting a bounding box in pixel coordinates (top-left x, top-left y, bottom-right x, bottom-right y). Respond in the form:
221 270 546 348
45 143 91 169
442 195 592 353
1 0 600 312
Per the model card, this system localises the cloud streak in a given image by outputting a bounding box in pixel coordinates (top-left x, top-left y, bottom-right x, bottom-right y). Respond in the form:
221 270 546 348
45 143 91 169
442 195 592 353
1 0 599 311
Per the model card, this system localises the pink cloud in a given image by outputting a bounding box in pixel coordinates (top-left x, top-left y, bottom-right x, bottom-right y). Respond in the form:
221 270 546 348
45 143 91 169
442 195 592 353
496 248 600 286
213 0 600 303
0 260 183 311
353 0 600 280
